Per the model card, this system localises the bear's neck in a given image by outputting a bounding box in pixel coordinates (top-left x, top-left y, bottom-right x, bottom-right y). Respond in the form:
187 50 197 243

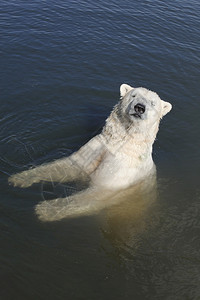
101 108 159 150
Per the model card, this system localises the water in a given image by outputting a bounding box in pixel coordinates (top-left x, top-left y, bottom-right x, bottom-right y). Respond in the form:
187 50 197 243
1 0 200 299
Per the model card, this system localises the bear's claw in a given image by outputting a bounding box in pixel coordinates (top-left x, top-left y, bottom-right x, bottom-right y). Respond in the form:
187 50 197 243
8 172 37 188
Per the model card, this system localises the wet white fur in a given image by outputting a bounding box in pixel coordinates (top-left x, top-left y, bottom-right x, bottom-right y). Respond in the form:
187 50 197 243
9 84 172 221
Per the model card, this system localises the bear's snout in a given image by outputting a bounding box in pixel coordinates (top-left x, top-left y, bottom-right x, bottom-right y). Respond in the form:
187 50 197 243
134 103 145 117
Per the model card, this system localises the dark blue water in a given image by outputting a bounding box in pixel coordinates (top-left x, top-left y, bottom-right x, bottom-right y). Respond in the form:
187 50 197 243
1 0 200 299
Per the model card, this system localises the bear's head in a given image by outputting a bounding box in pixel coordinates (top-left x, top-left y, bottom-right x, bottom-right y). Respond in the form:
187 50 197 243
119 84 172 130
103 84 172 143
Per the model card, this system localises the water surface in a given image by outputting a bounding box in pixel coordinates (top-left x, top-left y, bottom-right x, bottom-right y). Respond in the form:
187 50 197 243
1 0 200 299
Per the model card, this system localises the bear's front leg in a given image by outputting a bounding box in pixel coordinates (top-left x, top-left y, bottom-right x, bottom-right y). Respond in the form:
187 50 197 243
8 135 106 188
8 156 86 188
35 187 116 221
8 168 41 188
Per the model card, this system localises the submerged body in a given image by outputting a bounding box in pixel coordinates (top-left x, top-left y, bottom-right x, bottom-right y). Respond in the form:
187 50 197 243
9 84 172 221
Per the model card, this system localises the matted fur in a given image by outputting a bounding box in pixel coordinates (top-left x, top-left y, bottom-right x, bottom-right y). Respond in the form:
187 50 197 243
9 84 172 221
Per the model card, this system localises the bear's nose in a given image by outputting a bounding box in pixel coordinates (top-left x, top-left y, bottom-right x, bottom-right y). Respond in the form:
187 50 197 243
134 103 145 115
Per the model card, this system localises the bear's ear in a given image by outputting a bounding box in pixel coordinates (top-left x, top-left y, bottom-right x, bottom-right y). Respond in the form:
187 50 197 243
161 100 172 117
120 84 133 98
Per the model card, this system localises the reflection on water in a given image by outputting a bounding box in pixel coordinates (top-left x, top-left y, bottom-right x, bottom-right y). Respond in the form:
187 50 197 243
99 175 200 299
100 174 158 253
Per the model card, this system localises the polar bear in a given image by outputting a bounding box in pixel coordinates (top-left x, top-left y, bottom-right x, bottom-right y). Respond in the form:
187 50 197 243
8 84 172 221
